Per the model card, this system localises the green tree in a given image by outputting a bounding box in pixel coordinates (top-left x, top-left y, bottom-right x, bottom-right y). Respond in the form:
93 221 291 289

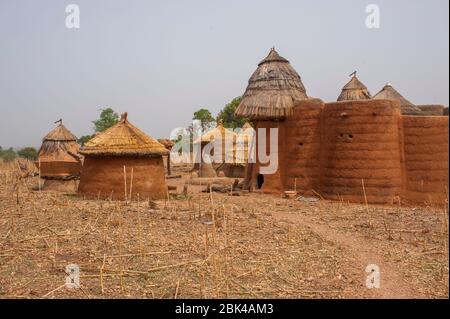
193 108 215 131
77 135 94 146
93 108 119 133
216 96 247 129
17 147 38 160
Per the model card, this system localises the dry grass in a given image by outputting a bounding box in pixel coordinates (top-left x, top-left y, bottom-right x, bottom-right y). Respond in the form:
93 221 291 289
0 161 448 299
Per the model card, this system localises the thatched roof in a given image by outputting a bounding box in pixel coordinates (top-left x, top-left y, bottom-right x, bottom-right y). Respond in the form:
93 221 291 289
158 139 175 151
79 113 168 157
227 122 255 165
235 48 308 120
38 121 80 162
373 83 423 115
337 73 372 101
194 121 237 144
43 121 77 141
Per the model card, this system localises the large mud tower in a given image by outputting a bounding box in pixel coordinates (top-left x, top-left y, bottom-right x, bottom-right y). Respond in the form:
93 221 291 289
320 100 403 204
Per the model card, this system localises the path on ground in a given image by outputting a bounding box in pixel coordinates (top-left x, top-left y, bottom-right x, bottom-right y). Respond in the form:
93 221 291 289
273 211 426 298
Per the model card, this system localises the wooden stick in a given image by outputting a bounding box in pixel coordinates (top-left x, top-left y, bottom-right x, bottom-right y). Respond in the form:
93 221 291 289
361 179 372 227
129 168 134 202
38 159 41 192
123 166 127 204
100 254 106 294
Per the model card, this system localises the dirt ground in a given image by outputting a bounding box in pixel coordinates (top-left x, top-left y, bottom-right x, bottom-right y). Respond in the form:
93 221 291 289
0 162 448 299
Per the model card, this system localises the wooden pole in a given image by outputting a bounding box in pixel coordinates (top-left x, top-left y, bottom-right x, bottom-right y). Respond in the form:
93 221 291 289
38 159 41 192
167 153 171 176
123 166 127 204
129 168 134 202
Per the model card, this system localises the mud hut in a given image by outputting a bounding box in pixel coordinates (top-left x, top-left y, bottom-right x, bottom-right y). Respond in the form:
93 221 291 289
192 121 237 177
235 48 309 191
337 72 372 101
36 120 82 191
78 113 168 200
373 83 423 115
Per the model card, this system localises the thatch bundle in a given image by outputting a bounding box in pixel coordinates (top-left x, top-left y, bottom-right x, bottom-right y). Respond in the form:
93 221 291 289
337 73 372 101
80 113 168 157
373 83 423 115
235 48 308 120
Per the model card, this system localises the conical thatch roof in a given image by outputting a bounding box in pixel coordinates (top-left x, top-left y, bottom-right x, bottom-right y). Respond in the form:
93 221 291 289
38 121 80 162
43 121 77 142
337 73 372 101
79 113 168 156
194 121 237 144
235 48 308 120
373 83 422 115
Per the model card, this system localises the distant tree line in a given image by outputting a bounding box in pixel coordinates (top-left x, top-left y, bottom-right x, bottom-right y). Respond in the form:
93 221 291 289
0 146 38 162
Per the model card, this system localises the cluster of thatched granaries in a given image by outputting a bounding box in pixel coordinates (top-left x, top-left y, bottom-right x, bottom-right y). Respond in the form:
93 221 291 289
36 48 449 205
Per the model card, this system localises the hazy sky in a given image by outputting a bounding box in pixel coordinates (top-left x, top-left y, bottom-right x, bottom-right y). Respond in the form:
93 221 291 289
0 0 448 148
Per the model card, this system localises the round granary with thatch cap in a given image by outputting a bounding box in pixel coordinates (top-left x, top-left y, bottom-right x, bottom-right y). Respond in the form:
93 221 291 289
373 83 423 115
235 48 308 120
337 72 372 101
78 113 168 200
36 120 82 179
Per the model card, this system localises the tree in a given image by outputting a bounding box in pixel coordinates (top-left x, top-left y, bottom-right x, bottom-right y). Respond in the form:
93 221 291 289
193 108 215 131
216 96 247 129
93 108 119 133
77 135 94 146
17 147 38 160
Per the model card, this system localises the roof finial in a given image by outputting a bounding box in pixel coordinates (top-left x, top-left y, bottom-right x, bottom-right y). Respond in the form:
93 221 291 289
54 119 63 126
120 112 128 122
217 119 224 126
349 71 357 78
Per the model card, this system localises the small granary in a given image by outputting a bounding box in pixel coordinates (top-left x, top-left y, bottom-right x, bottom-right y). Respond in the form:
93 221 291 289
158 139 175 176
337 72 372 101
192 120 236 177
235 49 449 205
217 122 254 178
78 113 168 200
36 120 82 191
373 83 423 115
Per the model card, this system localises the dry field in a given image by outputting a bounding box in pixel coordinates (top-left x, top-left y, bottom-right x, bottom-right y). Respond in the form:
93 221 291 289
0 160 448 299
